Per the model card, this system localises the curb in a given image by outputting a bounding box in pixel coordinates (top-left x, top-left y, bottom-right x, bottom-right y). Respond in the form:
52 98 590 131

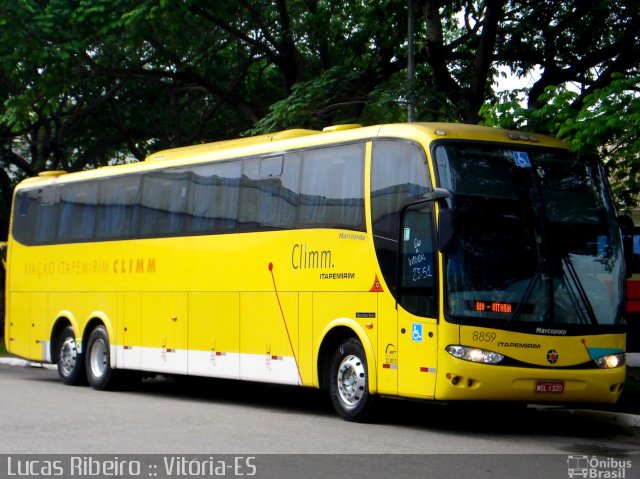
627 353 640 368
532 406 640 431
0 357 57 370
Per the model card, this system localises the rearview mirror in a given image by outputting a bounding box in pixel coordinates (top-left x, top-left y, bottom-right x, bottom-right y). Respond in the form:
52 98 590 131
398 188 455 254
437 208 455 254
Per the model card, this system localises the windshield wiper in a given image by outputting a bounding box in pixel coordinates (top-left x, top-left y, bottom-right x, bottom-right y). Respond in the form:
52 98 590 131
509 263 543 323
561 255 599 325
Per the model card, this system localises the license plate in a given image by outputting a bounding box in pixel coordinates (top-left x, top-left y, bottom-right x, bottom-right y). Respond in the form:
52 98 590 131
535 381 564 393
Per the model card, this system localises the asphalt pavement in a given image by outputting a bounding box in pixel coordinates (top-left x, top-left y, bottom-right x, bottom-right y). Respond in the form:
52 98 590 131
1 353 639 430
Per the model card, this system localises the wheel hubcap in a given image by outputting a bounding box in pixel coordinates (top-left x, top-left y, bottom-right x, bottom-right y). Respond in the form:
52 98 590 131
59 337 77 377
89 338 108 379
336 354 366 408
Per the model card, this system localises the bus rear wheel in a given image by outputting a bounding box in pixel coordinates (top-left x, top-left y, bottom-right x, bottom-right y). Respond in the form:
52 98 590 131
85 325 117 390
56 325 86 385
329 337 375 421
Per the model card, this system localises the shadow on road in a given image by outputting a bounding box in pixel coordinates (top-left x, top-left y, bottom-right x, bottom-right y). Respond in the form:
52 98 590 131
105 373 639 447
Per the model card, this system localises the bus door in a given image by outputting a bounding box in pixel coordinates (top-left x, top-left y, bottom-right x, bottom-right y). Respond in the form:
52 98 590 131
396 204 438 398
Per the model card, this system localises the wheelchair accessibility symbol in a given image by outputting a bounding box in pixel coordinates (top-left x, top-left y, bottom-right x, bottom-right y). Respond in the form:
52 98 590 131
512 151 532 168
411 323 423 342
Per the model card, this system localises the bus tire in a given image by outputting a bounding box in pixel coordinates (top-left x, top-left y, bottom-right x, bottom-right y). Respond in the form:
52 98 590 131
85 325 117 390
56 325 86 386
329 337 375 421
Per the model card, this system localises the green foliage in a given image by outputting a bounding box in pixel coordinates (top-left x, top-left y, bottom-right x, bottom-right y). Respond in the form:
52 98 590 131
360 72 413 125
248 67 366 133
1 0 639 233
481 75 640 211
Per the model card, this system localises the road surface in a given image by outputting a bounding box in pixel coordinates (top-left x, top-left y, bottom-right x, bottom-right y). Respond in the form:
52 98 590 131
0 362 638 478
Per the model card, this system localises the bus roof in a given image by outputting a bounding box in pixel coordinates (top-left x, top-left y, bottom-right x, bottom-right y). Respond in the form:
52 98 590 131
17 122 567 188
145 123 566 163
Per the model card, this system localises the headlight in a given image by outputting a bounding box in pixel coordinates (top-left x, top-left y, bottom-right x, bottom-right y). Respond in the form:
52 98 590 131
594 353 625 369
446 345 504 364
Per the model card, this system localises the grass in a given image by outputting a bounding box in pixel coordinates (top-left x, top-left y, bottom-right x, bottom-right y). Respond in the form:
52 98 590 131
0 336 6 356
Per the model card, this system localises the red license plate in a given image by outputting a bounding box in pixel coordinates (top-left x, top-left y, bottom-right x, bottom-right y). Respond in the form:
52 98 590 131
535 381 564 393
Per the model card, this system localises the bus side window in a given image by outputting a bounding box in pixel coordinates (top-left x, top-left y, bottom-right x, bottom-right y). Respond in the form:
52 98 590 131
259 154 300 229
370 140 431 298
12 190 39 245
299 144 365 230
97 175 141 239
36 187 59 244
58 182 98 242
188 161 241 234
139 171 187 237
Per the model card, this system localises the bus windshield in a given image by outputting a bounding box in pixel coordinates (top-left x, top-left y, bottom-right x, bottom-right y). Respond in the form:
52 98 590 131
435 143 624 327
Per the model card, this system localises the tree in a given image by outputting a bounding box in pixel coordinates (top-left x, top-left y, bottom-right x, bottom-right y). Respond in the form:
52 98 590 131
0 0 295 235
1 0 639 237
481 75 640 212
416 0 640 120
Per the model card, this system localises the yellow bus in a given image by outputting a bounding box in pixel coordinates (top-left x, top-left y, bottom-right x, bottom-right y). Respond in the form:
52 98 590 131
4 123 627 420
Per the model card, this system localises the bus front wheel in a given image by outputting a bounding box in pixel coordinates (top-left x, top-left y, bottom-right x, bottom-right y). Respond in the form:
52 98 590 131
56 325 86 386
329 337 375 421
85 325 117 390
